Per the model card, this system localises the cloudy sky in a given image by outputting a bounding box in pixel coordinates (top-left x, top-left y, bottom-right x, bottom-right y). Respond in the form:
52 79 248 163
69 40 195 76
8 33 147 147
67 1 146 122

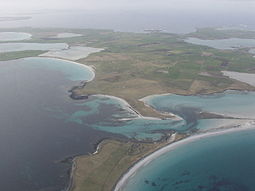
0 0 254 11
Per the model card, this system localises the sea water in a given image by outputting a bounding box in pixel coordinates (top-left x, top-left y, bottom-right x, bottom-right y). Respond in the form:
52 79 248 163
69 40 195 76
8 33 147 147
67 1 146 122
0 57 188 191
0 57 119 191
120 128 255 191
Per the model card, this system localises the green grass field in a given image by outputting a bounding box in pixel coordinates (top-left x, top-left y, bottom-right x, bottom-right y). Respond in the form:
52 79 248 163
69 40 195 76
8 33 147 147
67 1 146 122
1 27 254 116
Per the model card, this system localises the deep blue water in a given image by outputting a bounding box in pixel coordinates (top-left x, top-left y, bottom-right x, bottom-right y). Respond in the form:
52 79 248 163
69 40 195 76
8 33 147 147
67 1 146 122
0 57 122 191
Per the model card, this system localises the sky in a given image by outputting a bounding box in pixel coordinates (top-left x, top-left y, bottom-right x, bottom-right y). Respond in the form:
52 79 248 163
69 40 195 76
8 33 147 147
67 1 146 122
0 0 254 11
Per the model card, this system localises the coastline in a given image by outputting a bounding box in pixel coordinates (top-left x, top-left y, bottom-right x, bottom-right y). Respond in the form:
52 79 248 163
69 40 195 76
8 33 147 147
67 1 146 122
114 121 255 191
92 94 180 121
18 53 255 191
33 55 255 191
46 57 96 82
2 27 255 191
68 133 186 191
66 59 255 191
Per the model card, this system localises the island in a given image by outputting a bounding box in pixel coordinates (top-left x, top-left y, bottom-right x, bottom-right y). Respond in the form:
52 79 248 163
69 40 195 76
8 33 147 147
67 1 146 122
1 27 255 191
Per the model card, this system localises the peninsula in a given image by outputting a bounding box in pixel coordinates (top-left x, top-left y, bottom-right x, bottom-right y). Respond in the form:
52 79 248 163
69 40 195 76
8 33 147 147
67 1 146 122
1 27 255 191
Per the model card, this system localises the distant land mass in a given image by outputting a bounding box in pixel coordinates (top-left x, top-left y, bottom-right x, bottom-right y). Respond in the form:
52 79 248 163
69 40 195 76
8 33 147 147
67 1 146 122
0 16 31 22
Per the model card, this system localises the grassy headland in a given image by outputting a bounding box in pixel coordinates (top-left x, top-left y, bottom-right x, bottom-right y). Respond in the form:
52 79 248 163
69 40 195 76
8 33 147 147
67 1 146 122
1 27 255 116
70 134 185 191
73 29 255 117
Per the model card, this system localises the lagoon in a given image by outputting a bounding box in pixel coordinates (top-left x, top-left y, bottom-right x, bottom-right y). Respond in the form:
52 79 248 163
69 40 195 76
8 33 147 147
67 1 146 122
55 32 83 38
184 37 255 50
141 90 255 119
40 46 104 60
0 42 68 53
0 32 32 41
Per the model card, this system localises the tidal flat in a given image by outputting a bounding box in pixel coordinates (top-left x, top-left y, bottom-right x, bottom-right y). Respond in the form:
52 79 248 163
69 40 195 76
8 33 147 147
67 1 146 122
222 70 255 87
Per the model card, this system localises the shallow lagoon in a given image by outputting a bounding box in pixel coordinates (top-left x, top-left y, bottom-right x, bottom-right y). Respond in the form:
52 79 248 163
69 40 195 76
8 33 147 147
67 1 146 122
0 32 32 41
0 42 68 53
40 46 104 60
55 32 83 38
142 91 255 119
184 37 255 50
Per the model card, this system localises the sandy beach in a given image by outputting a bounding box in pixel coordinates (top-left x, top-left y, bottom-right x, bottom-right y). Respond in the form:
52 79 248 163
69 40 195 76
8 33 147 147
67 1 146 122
114 120 255 191
222 70 255 87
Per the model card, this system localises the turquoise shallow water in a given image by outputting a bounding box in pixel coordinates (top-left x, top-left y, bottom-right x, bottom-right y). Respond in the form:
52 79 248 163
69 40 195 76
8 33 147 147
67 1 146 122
47 89 255 140
50 95 187 141
142 91 255 119
195 119 247 131
0 32 32 41
121 128 255 191
3 57 95 81
45 89 255 140
0 42 68 53
8 58 254 141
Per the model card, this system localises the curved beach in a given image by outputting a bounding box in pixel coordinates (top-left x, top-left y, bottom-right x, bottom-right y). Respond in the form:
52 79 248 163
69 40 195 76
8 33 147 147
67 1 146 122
114 121 255 191
50 57 96 82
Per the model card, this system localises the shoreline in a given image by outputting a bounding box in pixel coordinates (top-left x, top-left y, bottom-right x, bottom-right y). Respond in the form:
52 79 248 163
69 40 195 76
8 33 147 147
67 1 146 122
43 57 96 82
66 137 130 191
2 27 255 191
140 88 255 101
91 94 181 121
68 133 183 191
28 55 255 191
4 29 254 191
113 121 255 191
65 59 255 191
